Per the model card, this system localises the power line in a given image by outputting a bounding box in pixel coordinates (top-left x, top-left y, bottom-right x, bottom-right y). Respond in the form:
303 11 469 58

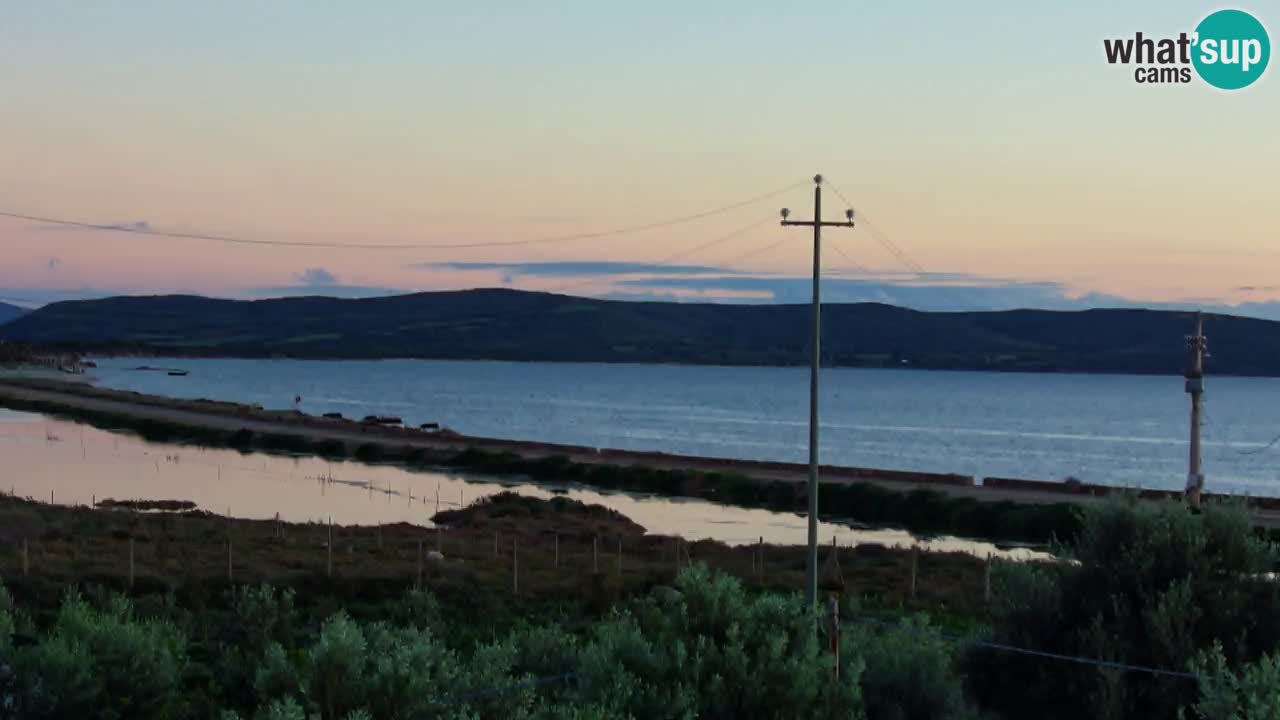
722 237 787 267
825 181 927 276
545 215 774 296
0 180 805 251
844 614 1202 681
826 241 872 277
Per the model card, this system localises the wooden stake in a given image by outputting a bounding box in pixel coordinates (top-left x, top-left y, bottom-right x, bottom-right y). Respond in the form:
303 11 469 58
513 539 519 595
327 517 333 577
758 536 764 578
128 537 135 588
22 538 29 577
984 554 992 603
554 533 559 568
416 539 423 589
593 536 599 573
377 525 383 548
909 547 919 602
617 537 622 576
227 538 233 585
494 531 500 557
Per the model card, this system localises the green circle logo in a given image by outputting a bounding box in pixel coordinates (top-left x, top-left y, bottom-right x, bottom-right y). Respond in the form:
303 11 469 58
1192 9 1270 89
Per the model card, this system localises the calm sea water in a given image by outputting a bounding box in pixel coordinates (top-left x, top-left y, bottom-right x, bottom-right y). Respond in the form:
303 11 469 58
87 357 1280 496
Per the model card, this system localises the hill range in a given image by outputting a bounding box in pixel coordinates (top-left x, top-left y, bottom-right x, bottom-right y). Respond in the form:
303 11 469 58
2 288 1275 376
0 301 27 325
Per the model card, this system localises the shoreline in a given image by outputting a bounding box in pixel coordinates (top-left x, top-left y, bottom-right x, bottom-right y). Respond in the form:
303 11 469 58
4 376 1280 541
75 350 1280 379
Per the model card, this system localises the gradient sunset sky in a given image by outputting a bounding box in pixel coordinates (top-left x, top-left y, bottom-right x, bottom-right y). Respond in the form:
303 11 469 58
1 1 1276 311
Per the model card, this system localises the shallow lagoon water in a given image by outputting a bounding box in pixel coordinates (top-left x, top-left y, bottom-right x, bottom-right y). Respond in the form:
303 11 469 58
0 409 1044 560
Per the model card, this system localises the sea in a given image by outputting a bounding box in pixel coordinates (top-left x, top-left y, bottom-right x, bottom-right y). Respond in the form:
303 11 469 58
83 356 1280 497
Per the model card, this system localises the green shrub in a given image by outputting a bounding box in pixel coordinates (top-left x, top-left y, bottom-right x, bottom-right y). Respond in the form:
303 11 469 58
967 499 1280 720
1186 644 1280 720
11 591 188 720
844 616 975 720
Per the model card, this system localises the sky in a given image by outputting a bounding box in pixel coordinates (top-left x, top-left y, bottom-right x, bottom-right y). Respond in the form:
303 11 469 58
1 1 1277 315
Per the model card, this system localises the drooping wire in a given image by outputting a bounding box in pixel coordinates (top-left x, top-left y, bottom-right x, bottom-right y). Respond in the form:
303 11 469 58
825 181 927 276
0 179 806 251
721 237 787 268
843 614 1203 681
544 215 775 296
826 241 873 277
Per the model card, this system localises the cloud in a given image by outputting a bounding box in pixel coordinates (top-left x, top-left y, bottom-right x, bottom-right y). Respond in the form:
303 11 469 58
609 275 1093 310
245 284 407 299
27 219 153 234
294 267 338 286
0 287 122 307
418 261 745 277
45 257 61 272
244 267 404 298
97 221 153 232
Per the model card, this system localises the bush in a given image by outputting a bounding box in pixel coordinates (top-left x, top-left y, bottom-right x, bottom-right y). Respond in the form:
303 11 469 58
844 616 976 720
967 499 1280 720
1186 644 1280 720
10 591 188 720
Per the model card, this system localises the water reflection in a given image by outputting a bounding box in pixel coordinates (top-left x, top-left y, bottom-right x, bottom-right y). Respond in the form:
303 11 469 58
0 410 1047 560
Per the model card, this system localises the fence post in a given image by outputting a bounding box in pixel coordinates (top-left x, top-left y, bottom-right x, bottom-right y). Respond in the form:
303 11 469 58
327 517 333 578
593 536 599 573
435 486 440 515
22 538 29 577
227 538 233 585
758 536 764 578
494 531 499 558
416 539 423 590
829 592 841 681
513 539 519 595
377 525 383 548
128 537 135 589
909 547 919 602
617 537 622 576
554 533 559 569
984 554 992 603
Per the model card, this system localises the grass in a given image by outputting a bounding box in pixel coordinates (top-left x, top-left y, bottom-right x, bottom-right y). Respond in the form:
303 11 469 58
0 491 995 626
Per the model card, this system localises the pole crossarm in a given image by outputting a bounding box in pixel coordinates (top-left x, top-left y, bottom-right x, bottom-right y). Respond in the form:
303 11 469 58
781 220 856 228
779 174 856 609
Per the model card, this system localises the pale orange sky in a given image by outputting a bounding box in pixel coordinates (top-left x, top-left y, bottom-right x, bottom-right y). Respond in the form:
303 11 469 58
1 2 1277 309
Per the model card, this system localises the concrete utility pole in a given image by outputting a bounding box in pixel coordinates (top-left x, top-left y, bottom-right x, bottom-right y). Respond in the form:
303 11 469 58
781 174 855 607
1185 312 1208 509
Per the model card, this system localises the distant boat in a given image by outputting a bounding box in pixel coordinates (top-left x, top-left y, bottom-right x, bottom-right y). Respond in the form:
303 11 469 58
167 370 189 377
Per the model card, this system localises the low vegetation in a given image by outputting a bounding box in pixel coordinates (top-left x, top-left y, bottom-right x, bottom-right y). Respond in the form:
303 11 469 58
3 493 1280 718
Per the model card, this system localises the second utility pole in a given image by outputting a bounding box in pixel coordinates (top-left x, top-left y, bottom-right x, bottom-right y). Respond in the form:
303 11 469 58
782 174 855 607
1185 311 1208 509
